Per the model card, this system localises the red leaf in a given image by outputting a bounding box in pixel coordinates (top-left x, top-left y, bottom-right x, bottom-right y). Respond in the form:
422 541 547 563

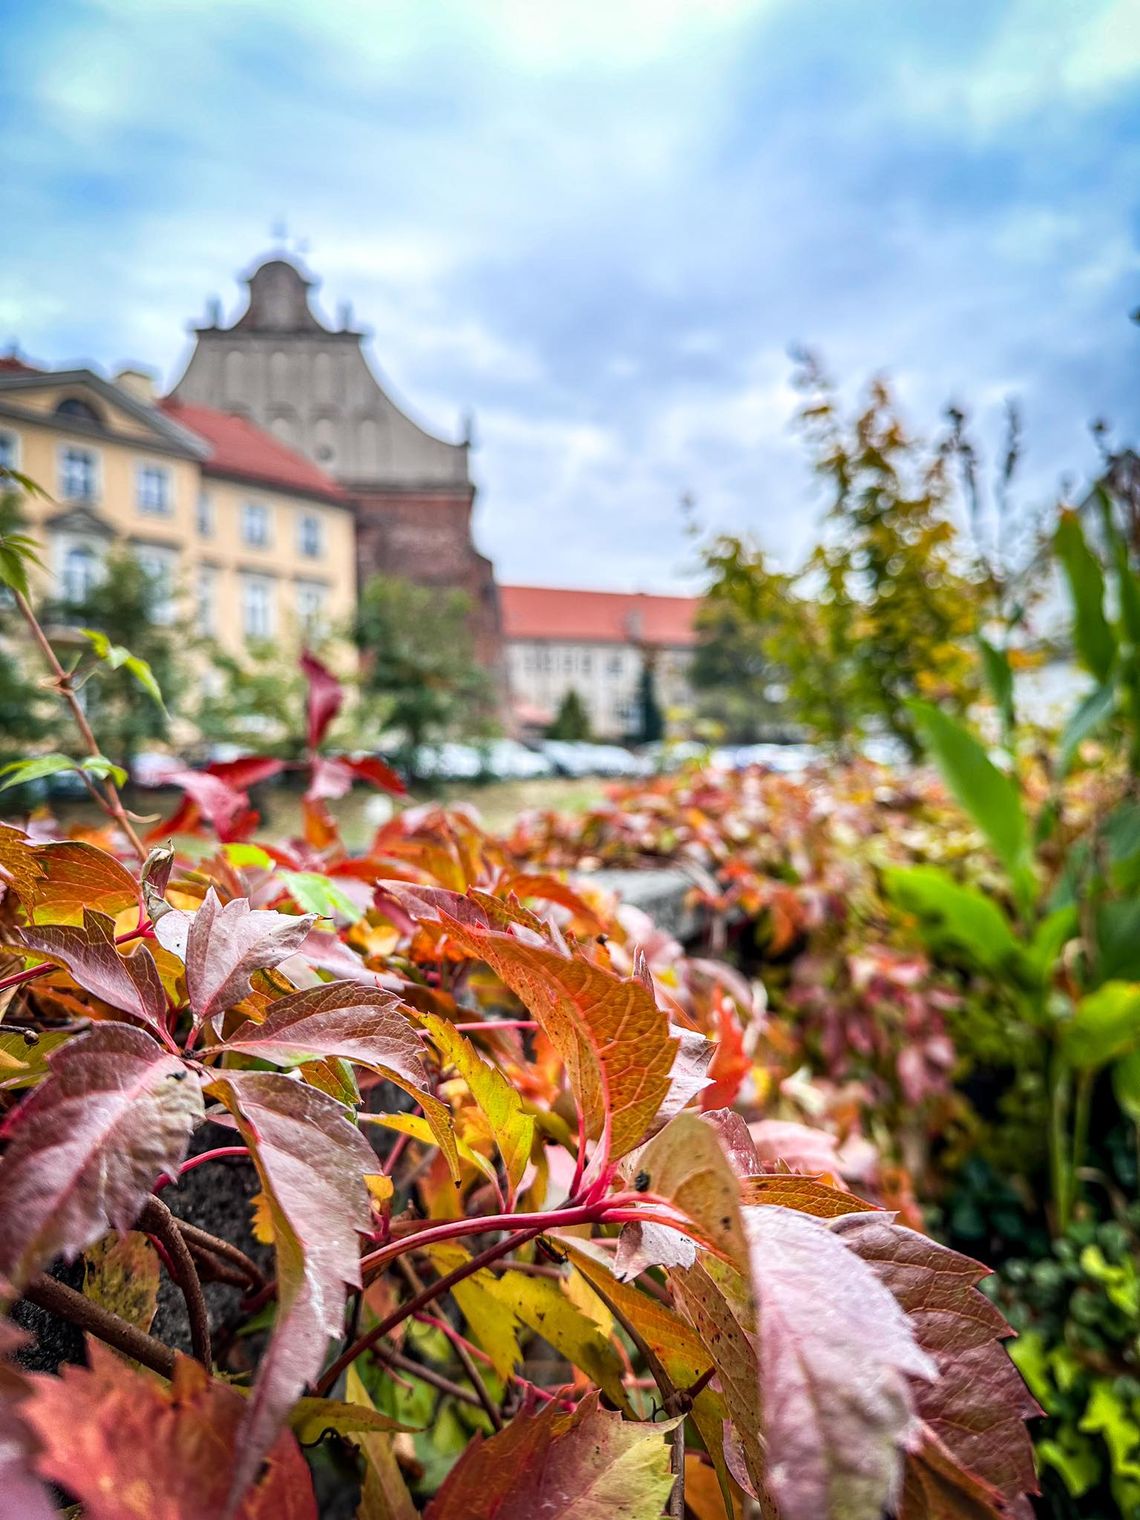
0 822 43 909
831 1214 1040 1519
424 1391 677 1520
307 754 405 804
0 1322 55 1520
700 992 751 1110
19 910 167 1033
207 756 286 791
20 1340 317 1519
301 650 343 750
212 980 428 1087
153 888 316 1029
0 1024 202 1286
150 768 258 843
208 1070 375 1509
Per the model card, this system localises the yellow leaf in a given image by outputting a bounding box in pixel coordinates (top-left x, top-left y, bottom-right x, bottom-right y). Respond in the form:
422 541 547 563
484 1269 629 1411
419 1012 536 1194
366 1173 395 1207
346 1365 418 1520
424 1243 522 1381
250 1190 276 1245
83 1231 160 1335
362 1113 497 1195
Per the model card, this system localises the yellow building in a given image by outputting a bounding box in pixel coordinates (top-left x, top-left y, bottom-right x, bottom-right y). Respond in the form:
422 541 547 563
0 360 357 654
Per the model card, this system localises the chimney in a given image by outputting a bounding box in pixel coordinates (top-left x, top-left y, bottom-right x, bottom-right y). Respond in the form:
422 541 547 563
114 367 158 406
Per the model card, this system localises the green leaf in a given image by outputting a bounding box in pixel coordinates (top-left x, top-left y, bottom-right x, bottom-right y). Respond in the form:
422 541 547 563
1112 1046 1140 1125
80 628 167 712
81 755 129 788
1055 511 1115 682
1058 682 1116 774
279 870 363 925
1060 982 1140 1071
907 699 1034 911
978 636 1015 741
1095 901 1140 983
882 864 1020 974
0 754 82 791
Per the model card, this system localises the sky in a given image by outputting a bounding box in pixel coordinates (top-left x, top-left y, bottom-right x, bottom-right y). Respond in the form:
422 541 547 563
2 0 1139 592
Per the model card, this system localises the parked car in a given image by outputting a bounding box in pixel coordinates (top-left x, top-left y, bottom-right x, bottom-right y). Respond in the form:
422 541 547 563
479 740 554 781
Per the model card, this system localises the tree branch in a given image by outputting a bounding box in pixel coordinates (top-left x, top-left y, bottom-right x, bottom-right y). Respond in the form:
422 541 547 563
140 1196 211 1369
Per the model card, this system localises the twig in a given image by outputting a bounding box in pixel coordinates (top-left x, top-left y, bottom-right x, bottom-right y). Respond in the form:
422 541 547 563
139 1196 211 1369
174 1220 265 1288
22 1273 176 1378
373 1345 486 1410
395 1257 502 1429
13 588 147 862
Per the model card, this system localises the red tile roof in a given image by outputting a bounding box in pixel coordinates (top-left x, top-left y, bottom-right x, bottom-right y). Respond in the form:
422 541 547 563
160 397 347 504
499 586 699 647
0 356 42 374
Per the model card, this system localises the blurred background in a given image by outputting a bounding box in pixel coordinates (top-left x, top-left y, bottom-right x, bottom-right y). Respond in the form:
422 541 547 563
0 0 1137 816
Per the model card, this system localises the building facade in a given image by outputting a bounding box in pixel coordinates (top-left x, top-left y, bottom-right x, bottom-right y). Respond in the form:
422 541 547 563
170 255 503 666
500 586 699 739
0 364 356 656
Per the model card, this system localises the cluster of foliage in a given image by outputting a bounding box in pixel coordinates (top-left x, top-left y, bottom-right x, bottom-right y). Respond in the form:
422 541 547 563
0 529 1039 1516
692 359 1035 752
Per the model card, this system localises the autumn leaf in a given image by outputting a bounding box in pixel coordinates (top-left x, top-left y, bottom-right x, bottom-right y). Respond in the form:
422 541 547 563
738 1174 879 1218
423 1242 523 1381
301 649 344 750
83 1230 160 1334
208 1070 376 1509
307 754 405 802
0 822 43 909
419 1010 535 1194
344 1365 418 1520
148 767 260 844
154 888 316 1029
212 980 428 1086
19 910 168 1033
424 1390 677 1520
680 1205 937 1520
0 1321 55 1520
290 1386 412 1445
831 1214 1040 1520
28 840 141 926
386 884 677 1160
482 1269 629 1409
20 1340 317 1519
0 1023 202 1287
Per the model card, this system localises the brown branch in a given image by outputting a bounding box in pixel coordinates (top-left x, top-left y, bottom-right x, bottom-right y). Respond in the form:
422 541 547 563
22 1273 176 1379
140 1196 211 1369
13 588 147 863
394 1256 502 1430
373 1345 486 1410
175 1220 265 1288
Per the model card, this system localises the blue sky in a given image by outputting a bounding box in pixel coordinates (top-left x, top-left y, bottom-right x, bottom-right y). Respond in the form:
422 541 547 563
2 0 1138 590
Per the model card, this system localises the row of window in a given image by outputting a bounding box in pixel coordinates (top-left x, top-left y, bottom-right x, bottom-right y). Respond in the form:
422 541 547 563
57 541 326 640
0 430 326 556
519 645 627 678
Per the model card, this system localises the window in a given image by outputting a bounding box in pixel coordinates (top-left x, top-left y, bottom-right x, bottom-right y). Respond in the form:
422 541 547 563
55 397 102 425
298 513 322 558
136 464 171 516
296 581 327 637
195 567 217 637
241 501 271 548
607 652 623 677
241 575 275 640
196 490 214 537
61 544 99 603
60 446 98 503
0 431 18 472
581 652 592 676
133 546 178 625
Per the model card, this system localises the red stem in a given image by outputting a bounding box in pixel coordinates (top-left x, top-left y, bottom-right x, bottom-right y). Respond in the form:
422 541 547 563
0 923 151 995
154 1145 250 1191
450 1020 538 1032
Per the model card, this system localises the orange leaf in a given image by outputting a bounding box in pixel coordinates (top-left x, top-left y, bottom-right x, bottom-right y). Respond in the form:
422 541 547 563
738 1175 880 1218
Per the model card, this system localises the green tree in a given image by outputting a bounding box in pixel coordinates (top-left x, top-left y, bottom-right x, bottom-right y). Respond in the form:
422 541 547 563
353 576 493 770
793 356 985 754
43 546 184 767
193 639 311 759
0 492 52 765
634 653 664 745
547 687 591 742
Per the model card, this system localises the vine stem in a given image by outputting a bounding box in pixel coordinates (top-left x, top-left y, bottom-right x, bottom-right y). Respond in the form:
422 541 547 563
140 1195 211 1370
13 588 147 863
22 1272 176 1379
395 1257 502 1430
153 1146 250 1191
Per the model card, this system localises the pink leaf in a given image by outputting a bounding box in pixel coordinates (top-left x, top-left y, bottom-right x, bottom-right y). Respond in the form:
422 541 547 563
301 651 343 751
741 1205 935 1520
208 1071 375 1510
152 768 258 843
0 1024 202 1286
156 889 316 1029
211 980 428 1088
306 755 404 804
18 910 167 1033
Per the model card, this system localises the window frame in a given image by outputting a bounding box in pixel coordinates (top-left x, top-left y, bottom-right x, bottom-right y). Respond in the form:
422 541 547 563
241 500 272 549
297 512 323 559
136 462 173 517
58 444 100 504
241 573 275 640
